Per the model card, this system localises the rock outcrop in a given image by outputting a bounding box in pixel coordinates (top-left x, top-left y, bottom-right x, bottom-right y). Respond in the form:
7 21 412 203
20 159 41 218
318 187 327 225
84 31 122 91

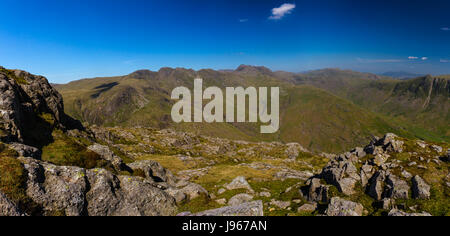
178 200 264 216
326 197 364 216
0 67 81 145
19 157 178 216
301 133 447 216
411 175 431 200
388 209 431 216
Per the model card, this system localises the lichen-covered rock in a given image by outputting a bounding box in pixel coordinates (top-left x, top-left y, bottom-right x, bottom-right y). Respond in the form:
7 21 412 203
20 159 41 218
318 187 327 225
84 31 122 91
285 143 308 159
178 183 209 200
431 145 443 153
270 199 291 210
297 203 317 213
326 197 364 216
0 191 22 216
0 68 81 143
228 193 254 206
8 142 41 159
273 169 313 181
412 175 431 199
307 178 329 202
18 157 177 216
385 174 409 199
128 160 177 186
388 209 432 216
20 157 88 216
179 201 264 216
368 171 386 201
88 144 124 171
226 176 254 193
379 133 404 153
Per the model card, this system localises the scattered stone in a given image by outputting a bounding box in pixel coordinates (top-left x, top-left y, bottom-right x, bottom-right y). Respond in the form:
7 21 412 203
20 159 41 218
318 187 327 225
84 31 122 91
380 133 404 153
226 176 254 193
401 170 412 179
88 144 124 171
408 162 417 167
228 194 254 206
215 198 227 205
259 192 271 198
285 143 308 159
307 178 329 202
431 145 443 153
412 176 431 199
326 197 364 216
337 178 357 196
8 143 41 159
297 203 317 213
165 188 187 204
388 209 432 216
217 188 226 195
352 147 366 158
416 141 427 149
274 169 313 181
373 154 389 166
417 165 428 170
385 175 409 199
270 199 291 210
179 201 264 216
179 183 209 200
128 160 178 186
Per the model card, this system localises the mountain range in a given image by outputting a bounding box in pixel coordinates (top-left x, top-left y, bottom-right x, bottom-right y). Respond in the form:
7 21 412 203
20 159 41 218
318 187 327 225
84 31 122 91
54 66 449 153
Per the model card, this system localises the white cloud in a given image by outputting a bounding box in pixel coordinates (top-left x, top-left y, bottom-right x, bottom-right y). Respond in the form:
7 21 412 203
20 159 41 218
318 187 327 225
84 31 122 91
239 19 248 23
269 3 296 20
408 56 418 60
441 59 449 63
441 27 450 31
421 57 428 61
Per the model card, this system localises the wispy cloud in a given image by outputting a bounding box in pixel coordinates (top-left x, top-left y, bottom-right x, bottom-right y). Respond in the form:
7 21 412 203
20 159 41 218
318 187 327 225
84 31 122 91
441 59 450 63
408 56 428 61
441 27 450 31
269 3 296 20
239 19 248 23
357 58 404 63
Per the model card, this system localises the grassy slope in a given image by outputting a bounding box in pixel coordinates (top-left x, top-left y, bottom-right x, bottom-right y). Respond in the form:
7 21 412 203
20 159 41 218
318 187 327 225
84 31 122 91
288 69 449 142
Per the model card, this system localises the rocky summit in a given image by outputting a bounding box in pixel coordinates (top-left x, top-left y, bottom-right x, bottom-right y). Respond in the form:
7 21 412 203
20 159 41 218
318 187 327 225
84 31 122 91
0 67 449 216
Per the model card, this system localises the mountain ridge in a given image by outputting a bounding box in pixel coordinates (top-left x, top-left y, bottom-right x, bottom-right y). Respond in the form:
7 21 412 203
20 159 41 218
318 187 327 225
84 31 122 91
54 66 449 153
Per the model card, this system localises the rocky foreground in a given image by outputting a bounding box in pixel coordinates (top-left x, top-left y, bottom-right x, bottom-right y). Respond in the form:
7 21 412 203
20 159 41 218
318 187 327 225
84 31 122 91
0 67 449 216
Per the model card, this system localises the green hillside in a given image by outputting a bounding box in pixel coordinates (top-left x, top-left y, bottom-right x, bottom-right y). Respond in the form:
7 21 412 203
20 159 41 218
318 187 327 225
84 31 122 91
287 69 449 141
55 66 448 153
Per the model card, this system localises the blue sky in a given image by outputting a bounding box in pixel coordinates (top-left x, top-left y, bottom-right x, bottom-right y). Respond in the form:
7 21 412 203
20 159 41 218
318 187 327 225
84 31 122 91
0 0 449 83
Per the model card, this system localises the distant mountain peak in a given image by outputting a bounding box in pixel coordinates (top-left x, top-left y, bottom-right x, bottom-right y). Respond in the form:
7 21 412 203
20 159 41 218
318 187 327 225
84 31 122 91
235 65 272 75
